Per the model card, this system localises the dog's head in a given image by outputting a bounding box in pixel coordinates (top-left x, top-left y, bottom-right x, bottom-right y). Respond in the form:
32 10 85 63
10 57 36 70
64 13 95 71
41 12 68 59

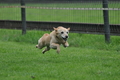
53 26 70 41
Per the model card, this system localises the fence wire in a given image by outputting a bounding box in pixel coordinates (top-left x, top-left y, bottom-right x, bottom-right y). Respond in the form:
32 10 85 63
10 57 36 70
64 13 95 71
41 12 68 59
0 0 120 24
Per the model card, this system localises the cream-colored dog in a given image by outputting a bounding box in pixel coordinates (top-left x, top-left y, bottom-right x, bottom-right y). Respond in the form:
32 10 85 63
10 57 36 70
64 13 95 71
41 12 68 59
36 26 70 54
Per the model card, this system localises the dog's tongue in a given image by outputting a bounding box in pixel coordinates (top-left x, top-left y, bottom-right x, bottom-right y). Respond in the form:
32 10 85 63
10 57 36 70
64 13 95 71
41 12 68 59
62 38 67 41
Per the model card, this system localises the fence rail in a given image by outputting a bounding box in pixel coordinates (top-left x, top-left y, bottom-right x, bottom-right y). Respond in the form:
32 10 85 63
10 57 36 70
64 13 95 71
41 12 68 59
0 20 120 36
0 6 120 10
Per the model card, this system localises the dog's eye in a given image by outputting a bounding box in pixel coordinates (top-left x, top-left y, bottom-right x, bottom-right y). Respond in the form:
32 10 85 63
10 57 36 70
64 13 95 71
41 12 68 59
61 32 64 34
66 32 69 34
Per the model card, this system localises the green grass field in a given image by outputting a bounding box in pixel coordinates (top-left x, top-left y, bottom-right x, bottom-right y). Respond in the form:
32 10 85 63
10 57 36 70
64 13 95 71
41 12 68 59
0 2 120 24
0 29 120 80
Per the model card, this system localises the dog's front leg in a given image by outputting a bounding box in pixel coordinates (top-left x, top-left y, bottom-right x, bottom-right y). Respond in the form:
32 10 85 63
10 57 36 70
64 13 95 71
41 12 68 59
63 41 69 47
50 43 60 53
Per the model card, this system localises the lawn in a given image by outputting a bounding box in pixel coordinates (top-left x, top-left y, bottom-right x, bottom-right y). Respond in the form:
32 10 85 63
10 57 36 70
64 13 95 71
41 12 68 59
0 2 120 24
0 29 120 80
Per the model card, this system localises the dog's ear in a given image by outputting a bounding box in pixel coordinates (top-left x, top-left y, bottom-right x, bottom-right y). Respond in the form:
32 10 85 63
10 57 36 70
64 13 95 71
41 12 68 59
53 27 57 32
67 27 70 31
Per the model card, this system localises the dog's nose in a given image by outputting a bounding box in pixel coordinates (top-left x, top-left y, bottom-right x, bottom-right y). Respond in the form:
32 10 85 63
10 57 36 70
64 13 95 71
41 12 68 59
65 36 68 38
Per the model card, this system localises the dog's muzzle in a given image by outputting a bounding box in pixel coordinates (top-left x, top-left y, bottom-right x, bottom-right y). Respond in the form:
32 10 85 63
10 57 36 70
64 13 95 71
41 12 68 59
62 36 68 41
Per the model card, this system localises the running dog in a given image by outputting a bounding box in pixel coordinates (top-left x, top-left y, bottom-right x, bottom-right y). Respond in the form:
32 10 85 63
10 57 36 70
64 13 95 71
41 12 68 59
36 26 70 54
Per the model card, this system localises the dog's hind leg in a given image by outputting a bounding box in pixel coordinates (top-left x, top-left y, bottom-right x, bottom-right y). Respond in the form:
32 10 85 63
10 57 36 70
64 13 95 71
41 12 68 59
42 46 50 54
36 38 44 49
36 44 44 49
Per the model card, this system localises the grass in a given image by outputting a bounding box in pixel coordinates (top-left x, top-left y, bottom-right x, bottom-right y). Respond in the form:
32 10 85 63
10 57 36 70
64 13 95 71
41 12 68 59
0 29 120 80
0 29 120 51
0 2 120 24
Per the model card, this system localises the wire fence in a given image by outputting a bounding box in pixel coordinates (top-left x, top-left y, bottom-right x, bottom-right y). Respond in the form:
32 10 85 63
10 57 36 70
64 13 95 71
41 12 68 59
0 0 120 24
0 0 120 37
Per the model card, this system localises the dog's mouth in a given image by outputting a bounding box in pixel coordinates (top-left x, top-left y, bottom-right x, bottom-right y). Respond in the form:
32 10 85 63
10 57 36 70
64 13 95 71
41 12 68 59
62 36 69 41
62 37 67 41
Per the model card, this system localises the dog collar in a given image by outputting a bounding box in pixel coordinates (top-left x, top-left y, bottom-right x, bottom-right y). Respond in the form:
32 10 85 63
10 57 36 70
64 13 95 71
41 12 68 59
56 36 59 39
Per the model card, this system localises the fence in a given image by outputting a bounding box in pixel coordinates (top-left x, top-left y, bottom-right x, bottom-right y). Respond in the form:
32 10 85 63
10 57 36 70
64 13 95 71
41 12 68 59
0 0 120 37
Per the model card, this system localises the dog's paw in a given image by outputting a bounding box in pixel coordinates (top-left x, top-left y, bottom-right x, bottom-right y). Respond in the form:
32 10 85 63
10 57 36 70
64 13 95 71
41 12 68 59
56 49 60 54
42 50 45 54
64 43 69 47
36 45 38 48
42 51 45 54
66 44 69 47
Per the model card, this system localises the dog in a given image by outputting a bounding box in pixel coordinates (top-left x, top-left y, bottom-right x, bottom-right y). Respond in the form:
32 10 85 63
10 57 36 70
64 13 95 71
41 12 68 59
36 26 70 54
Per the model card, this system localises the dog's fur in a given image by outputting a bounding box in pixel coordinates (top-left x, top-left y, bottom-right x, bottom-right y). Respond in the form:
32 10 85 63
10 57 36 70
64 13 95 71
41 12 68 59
36 26 70 54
